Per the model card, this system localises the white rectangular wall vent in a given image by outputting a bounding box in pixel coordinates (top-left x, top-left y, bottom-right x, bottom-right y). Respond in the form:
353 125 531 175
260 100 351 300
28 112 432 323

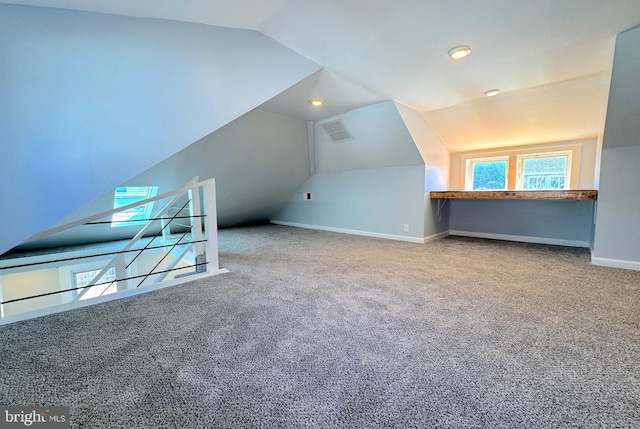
320 119 354 143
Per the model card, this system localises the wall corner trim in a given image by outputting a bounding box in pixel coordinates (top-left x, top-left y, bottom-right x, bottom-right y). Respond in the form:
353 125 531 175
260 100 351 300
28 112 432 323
270 220 428 244
423 231 450 243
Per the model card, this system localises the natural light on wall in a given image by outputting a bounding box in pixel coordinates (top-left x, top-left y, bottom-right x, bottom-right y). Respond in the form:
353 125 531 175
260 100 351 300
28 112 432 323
111 186 159 227
464 150 573 191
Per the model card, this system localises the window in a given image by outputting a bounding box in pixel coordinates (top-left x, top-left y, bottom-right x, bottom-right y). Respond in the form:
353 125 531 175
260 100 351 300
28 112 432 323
461 146 579 191
466 157 508 190
517 152 571 190
73 267 117 300
111 186 158 227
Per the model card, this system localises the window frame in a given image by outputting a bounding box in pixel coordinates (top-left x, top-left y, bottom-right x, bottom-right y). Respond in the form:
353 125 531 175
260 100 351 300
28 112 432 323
516 150 572 190
111 186 159 228
459 144 581 191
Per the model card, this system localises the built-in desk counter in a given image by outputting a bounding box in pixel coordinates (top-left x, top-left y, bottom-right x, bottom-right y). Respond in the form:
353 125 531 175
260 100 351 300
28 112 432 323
429 190 597 201
428 190 597 247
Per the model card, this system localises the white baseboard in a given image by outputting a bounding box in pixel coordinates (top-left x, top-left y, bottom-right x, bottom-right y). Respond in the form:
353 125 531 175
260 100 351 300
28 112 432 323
270 220 447 244
448 230 589 248
424 231 450 243
273 222 637 271
590 254 640 271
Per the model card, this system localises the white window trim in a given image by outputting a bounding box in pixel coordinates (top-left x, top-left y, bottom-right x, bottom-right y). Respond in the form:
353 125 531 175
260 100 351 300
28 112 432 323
460 143 581 191
516 150 572 190
111 186 159 228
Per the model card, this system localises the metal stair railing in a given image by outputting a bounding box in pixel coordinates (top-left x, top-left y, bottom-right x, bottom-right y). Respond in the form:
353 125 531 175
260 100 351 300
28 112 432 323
0 177 221 322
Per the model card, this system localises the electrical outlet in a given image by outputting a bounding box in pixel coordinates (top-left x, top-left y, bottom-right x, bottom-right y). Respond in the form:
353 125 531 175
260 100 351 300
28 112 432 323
304 192 311 200
403 224 409 232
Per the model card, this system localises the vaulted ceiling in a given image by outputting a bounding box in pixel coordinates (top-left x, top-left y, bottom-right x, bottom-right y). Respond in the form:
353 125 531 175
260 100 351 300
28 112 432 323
4 0 640 152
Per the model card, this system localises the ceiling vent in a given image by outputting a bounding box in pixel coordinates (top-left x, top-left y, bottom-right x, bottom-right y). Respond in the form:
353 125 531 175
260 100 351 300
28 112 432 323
320 119 354 143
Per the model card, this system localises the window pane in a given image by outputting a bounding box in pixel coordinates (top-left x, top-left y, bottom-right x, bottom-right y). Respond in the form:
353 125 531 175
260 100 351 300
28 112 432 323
472 160 507 190
521 156 567 190
74 267 118 300
75 267 117 288
111 186 158 227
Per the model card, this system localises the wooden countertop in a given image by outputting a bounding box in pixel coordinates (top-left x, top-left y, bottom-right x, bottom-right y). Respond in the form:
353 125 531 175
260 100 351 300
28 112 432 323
429 190 598 201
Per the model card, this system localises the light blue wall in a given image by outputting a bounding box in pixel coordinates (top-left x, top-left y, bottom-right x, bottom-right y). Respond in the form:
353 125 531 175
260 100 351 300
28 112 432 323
273 101 428 240
394 102 451 237
449 200 595 246
16 109 311 250
0 4 319 255
128 109 311 227
593 27 640 269
274 165 426 239
594 147 640 262
315 101 423 173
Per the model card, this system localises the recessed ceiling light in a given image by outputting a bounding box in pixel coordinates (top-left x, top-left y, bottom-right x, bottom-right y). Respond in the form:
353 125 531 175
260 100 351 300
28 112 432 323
484 89 502 97
310 99 323 106
448 45 472 60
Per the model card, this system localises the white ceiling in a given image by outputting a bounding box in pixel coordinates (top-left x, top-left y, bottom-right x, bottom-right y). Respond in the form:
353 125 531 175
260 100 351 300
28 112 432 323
3 0 640 152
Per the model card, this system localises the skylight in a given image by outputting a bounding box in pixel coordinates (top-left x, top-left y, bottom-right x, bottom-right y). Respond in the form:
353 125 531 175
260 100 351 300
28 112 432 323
111 186 159 227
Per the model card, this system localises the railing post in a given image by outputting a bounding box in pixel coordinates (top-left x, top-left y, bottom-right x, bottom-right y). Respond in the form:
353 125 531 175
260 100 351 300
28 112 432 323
114 254 128 292
0 275 4 319
161 215 170 251
189 185 204 256
0 176 223 323
203 179 219 272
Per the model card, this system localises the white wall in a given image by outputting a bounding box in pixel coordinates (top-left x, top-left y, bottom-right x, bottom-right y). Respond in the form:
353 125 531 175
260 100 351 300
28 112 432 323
1 268 62 318
16 109 311 250
593 147 640 265
315 101 423 173
394 103 449 192
593 27 640 269
0 4 320 255
129 109 312 228
449 139 598 190
423 74 608 153
273 101 428 241
274 165 426 240
136 253 191 287
394 102 451 237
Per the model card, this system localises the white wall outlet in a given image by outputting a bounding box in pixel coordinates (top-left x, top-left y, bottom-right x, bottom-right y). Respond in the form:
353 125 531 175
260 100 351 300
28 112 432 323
403 224 409 232
304 192 311 200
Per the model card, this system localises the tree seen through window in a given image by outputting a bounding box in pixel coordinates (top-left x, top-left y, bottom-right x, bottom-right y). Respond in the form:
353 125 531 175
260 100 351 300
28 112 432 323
471 160 507 190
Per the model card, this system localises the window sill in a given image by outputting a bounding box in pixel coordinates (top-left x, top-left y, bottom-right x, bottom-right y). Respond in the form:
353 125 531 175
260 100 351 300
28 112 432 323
429 190 598 201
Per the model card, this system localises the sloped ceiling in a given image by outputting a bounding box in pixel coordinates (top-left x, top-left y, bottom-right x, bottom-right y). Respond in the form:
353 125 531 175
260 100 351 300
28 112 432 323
3 0 640 151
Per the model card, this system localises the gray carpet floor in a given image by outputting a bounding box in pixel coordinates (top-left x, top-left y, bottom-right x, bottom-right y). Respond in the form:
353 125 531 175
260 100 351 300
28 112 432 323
1 224 639 428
